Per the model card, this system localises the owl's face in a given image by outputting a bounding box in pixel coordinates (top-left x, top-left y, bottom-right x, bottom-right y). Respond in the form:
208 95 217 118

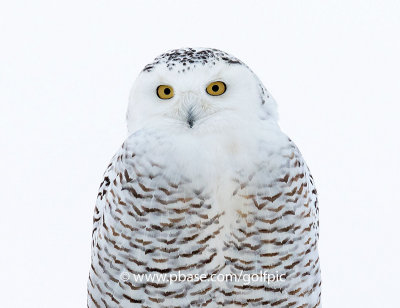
127 48 277 135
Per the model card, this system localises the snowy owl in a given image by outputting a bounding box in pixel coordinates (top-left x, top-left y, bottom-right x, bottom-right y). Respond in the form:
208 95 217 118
88 48 321 307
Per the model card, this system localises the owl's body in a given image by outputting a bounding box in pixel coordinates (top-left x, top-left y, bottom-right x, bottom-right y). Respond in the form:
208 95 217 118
88 48 321 307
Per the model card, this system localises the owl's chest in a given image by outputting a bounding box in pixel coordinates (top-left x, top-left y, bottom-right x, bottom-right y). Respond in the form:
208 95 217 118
119 129 289 249
96 130 302 306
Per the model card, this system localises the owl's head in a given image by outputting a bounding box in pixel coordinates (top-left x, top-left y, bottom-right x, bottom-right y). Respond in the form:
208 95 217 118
127 48 278 135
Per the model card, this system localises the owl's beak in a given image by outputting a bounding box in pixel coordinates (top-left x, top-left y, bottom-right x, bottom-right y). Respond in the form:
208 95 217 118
180 92 200 129
186 106 196 128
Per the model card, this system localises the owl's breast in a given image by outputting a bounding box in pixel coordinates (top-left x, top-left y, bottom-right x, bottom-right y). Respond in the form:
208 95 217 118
89 127 320 307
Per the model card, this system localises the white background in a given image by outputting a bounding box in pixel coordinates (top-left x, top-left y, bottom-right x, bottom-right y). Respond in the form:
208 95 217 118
1 1 399 307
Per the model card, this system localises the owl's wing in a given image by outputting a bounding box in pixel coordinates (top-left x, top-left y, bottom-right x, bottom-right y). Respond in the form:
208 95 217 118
295 143 319 239
243 138 321 304
283 139 319 238
90 148 123 249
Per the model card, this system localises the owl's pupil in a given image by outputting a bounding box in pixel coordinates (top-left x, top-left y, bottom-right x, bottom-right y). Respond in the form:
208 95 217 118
164 88 171 95
212 85 219 92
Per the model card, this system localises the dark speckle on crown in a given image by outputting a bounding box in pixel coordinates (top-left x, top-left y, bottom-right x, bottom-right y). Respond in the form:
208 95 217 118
142 48 242 73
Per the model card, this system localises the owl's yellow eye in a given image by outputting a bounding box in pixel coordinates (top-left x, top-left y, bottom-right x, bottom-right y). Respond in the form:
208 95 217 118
206 81 226 96
157 85 174 99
